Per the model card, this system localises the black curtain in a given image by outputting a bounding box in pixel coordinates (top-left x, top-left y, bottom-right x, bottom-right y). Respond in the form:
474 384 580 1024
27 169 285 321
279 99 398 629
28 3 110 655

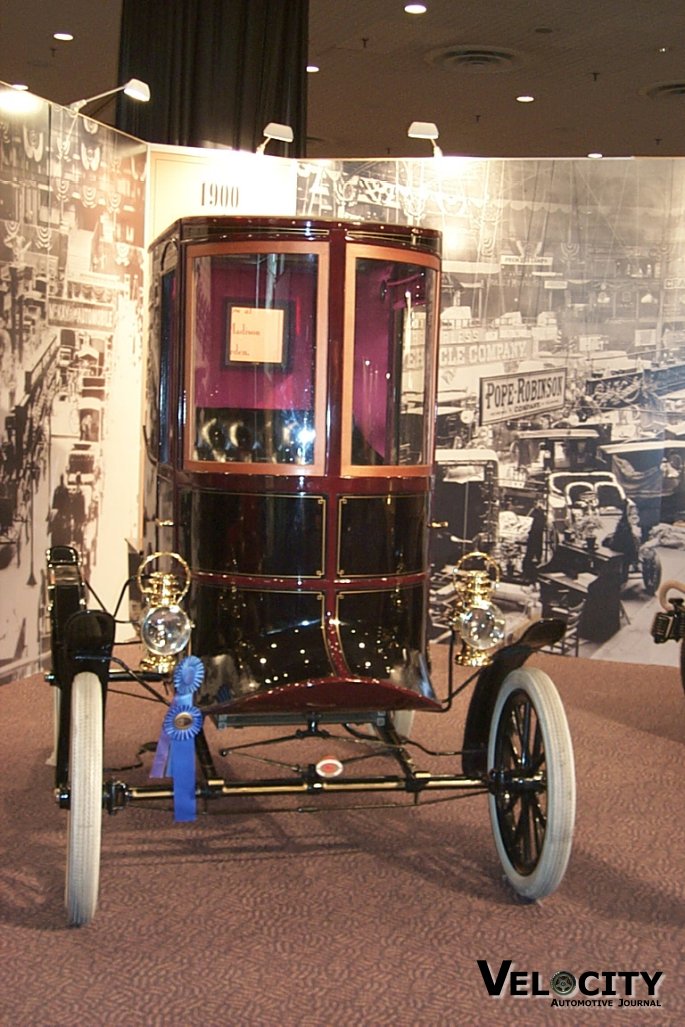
116 0 309 155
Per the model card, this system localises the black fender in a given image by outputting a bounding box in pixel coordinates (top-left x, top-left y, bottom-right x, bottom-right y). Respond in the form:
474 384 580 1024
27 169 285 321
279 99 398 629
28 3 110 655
461 619 565 776
47 545 87 687
63 608 116 686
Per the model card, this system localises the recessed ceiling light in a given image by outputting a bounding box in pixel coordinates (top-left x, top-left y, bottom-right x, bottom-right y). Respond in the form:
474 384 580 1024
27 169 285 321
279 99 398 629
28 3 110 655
306 64 320 73
587 152 603 159
657 46 669 53
516 94 535 103
11 83 29 91
404 4 427 14
53 32 74 42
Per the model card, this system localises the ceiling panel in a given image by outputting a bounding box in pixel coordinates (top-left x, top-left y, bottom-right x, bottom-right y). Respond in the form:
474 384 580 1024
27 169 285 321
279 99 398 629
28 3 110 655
1 0 684 159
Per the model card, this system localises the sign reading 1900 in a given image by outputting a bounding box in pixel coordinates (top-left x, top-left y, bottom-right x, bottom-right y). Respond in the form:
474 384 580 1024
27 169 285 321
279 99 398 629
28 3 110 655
200 181 240 210
479 368 567 425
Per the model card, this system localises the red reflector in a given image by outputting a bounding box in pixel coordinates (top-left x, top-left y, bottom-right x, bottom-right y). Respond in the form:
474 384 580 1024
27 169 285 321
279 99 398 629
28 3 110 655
315 757 344 778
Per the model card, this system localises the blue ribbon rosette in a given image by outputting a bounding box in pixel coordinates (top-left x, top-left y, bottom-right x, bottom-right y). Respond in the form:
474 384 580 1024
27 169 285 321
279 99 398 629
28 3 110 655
150 655 205 822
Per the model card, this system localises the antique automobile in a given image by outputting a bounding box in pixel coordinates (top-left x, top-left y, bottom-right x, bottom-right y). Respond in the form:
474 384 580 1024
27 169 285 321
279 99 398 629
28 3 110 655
430 447 500 570
65 440 99 489
545 469 662 595
434 393 478 449
509 426 605 475
46 216 575 926
599 438 685 535
547 469 624 537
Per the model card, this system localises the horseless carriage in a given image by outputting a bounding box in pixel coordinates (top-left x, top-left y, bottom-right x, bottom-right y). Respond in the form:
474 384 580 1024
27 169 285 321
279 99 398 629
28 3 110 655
46 217 576 926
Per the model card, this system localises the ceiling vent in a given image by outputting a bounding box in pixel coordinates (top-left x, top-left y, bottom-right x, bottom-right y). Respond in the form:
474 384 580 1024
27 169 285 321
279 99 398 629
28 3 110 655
642 82 685 99
426 46 519 73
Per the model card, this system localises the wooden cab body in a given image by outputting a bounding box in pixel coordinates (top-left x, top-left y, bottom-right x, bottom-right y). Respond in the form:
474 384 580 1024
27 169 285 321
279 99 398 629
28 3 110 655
144 217 442 720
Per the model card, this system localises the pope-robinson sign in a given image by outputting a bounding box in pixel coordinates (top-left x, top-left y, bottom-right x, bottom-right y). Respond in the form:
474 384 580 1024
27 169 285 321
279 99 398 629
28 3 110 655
479 368 567 425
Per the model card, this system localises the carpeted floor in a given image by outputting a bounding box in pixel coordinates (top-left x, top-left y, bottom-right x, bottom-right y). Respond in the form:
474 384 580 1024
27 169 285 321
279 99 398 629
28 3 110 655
0 646 683 1026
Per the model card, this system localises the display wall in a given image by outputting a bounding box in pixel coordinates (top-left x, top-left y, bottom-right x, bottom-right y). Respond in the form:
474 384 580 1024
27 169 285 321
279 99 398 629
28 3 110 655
0 91 147 682
2 86 685 681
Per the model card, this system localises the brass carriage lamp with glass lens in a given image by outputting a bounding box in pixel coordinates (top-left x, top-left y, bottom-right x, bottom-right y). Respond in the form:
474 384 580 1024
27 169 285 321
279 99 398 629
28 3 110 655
136 552 193 673
451 551 506 666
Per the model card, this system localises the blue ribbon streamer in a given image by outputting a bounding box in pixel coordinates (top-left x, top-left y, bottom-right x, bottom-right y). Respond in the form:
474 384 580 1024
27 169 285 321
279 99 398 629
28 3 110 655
163 702 203 822
149 729 170 778
150 657 206 820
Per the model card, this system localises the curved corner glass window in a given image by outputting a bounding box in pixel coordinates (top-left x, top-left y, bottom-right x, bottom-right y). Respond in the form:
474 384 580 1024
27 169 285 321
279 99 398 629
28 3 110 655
344 250 439 471
158 269 175 465
186 244 326 472
144 268 175 466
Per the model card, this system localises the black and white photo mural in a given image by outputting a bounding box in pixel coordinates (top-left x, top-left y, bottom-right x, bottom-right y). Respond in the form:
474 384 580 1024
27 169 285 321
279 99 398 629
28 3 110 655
3 95 685 677
0 90 147 683
296 157 685 666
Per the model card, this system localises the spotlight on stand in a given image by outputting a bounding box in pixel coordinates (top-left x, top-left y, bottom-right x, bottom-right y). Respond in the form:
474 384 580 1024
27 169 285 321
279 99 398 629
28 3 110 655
407 120 443 157
68 77 151 114
256 122 294 154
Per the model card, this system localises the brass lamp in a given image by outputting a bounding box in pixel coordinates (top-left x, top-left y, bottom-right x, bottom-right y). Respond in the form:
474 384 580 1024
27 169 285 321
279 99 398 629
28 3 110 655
136 551 192 674
451 551 506 666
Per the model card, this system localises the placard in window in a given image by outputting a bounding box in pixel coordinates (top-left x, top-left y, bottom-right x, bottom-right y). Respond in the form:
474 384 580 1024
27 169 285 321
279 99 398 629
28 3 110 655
224 300 291 368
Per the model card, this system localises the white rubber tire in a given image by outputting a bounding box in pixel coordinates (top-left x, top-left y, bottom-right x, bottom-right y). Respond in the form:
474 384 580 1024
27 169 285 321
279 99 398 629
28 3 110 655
65 671 103 926
487 667 575 901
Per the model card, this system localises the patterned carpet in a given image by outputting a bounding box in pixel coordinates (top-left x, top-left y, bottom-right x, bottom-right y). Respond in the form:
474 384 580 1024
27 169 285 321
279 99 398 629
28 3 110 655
0 647 683 1026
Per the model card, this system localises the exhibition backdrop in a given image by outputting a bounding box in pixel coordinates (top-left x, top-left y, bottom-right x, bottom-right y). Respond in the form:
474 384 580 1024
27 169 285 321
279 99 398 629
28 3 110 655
2 84 685 680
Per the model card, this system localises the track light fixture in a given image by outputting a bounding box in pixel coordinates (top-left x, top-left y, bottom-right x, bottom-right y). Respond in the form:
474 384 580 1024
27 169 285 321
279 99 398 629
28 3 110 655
68 78 150 114
407 120 442 157
256 122 294 154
